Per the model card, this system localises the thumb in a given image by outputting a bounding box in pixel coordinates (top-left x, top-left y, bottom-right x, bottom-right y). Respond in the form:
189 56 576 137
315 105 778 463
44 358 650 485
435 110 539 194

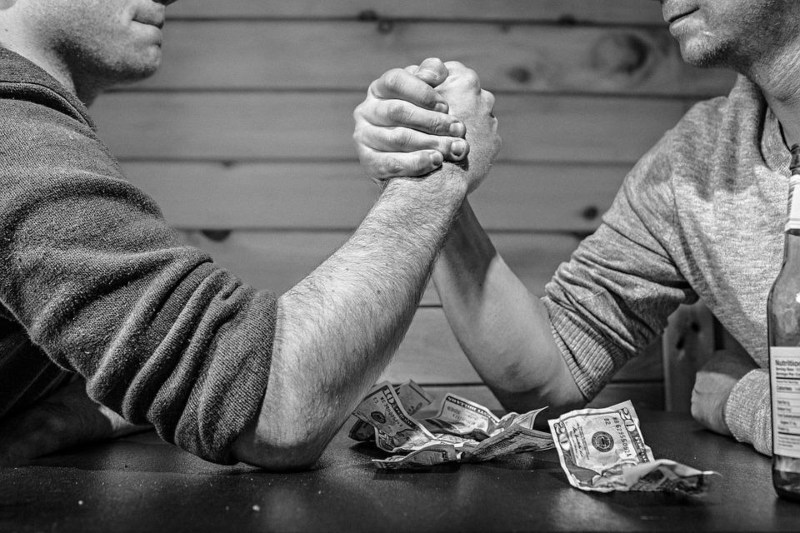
415 57 449 87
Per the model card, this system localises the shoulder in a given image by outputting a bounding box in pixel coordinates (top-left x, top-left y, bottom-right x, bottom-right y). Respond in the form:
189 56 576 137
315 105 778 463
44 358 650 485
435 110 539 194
598 79 755 244
0 92 103 158
0 94 164 224
0 48 110 176
664 75 763 167
621 75 761 192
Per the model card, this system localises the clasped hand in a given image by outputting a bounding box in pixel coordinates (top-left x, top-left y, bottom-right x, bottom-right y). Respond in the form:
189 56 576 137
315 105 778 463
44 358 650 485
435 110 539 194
353 58 501 192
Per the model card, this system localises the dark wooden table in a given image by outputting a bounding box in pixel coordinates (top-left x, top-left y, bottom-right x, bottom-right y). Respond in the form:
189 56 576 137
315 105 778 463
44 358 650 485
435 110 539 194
1 409 798 532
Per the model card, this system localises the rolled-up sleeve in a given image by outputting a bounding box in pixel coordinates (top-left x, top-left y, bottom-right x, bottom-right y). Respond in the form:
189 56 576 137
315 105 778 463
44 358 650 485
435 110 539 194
0 101 277 464
542 128 697 399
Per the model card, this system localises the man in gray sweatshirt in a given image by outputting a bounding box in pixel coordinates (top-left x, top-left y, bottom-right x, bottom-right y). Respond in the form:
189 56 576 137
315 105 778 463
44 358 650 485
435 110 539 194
352 0 800 455
0 0 499 467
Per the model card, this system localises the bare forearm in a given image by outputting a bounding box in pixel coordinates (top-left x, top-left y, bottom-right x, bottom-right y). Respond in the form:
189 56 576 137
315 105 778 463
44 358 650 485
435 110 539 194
232 168 467 468
432 201 584 416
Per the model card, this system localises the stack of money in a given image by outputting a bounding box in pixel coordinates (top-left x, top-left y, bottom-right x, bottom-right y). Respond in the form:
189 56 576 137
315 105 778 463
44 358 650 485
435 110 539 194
350 381 554 469
548 401 718 493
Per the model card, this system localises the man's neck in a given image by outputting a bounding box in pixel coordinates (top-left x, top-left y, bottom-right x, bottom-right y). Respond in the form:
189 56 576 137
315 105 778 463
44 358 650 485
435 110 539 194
0 42 101 106
749 46 800 149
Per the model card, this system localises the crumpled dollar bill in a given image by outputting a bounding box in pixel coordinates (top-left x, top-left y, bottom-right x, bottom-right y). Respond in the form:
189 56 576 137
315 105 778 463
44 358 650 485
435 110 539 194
548 400 719 494
351 385 717 491
350 381 553 469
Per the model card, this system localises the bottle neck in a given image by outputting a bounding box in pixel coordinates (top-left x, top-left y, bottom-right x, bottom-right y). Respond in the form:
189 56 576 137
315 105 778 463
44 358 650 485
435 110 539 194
787 175 800 232
785 231 800 268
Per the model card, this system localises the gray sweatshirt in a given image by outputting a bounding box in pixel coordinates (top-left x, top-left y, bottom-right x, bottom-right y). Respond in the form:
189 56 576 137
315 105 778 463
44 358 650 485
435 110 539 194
543 75 785 455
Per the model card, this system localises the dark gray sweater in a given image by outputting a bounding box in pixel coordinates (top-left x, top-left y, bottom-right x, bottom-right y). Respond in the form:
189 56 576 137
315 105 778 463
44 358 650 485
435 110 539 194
0 48 276 464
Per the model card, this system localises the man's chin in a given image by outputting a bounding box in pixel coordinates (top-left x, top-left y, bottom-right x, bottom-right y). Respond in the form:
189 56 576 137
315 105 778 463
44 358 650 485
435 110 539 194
678 41 728 69
113 55 163 85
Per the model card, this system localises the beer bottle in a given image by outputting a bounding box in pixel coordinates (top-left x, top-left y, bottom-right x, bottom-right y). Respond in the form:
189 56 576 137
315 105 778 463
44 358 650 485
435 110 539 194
768 143 800 500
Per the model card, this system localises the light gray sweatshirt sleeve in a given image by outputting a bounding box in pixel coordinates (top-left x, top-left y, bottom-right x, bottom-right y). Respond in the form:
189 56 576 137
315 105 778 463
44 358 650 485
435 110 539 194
542 87 774 456
542 126 698 399
726 369 771 455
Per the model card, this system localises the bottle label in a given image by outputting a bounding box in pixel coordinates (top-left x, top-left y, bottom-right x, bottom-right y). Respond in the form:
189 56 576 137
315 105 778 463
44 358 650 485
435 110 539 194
771 346 800 458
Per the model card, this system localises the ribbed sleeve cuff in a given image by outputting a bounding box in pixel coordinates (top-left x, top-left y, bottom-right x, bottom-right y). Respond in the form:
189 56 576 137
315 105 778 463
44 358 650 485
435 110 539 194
724 369 772 456
542 297 628 401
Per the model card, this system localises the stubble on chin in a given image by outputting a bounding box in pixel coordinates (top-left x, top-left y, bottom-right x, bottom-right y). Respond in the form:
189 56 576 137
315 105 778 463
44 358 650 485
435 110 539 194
676 33 736 70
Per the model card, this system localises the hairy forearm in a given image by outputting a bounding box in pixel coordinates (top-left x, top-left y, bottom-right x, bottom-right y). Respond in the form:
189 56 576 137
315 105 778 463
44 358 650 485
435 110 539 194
232 168 467 468
432 201 584 416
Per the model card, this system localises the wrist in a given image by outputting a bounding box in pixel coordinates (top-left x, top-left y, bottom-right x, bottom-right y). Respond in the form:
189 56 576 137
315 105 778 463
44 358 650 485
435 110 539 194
381 163 468 203
724 369 769 446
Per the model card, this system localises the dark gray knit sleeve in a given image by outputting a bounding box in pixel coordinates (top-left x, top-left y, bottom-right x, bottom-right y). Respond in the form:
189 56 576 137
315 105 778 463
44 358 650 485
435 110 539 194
0 100 276 464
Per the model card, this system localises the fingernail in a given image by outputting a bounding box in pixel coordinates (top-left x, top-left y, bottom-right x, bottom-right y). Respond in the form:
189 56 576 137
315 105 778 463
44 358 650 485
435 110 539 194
429 151 443 166
417 69 438 83
451 140 467 158
449 122 465 137
433 102 448 113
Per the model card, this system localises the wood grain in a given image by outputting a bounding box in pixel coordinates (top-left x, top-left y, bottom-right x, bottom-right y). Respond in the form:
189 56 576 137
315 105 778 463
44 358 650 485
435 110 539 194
176 229 580 305
138 22 735 97
167 0 666 25
92 92 688 164
125 161 629 232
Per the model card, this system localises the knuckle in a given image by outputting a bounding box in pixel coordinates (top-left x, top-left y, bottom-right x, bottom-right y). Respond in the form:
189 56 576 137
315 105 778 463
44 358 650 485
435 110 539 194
385 101 410 123
353 102 366 121
464 70 480 88
352 128 366 147
367 78 382 97
408 155 430 176
378 157 403 177
432 117 451 135
353 124 379 149
390 129 413 149
355 146 380 169
420 90 438 109
382 68 406 91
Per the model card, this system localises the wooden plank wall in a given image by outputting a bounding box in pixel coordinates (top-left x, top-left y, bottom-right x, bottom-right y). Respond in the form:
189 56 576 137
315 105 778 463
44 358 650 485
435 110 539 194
90 1 736 412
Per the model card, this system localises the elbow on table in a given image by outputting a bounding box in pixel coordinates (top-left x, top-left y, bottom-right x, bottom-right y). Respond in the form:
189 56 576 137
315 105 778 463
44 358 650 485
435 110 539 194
231 422 333 471
487 347 586 415
245 443 326 472
495 389 584 419
490 374 586 418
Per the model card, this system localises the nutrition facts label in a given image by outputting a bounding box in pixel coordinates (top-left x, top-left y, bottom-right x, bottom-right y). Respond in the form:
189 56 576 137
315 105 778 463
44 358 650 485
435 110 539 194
771 346 800 458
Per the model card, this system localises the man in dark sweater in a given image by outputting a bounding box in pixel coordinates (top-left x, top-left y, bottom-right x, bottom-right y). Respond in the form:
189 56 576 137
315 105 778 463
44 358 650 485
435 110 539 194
0 1 499 468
